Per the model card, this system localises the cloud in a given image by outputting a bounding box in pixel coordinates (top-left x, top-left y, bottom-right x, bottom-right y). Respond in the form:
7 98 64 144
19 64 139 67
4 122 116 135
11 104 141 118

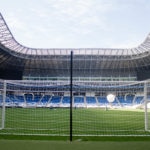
42 0 113 37
47 0 93 17
1 0 149 48
4 13 25 30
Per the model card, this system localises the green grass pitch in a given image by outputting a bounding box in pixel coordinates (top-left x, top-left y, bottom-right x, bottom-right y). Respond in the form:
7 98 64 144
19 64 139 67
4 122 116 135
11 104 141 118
1 140 150 150
0 107 150 137
1 108 150 150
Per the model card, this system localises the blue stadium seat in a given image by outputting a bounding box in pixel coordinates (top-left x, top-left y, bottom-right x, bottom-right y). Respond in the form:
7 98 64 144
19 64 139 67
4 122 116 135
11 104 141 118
86 97 96 104
134 96 143 104
62 96 70 104
74 96 84 104
24 94 41 106
41 95 51 104
97 96 108 105
50 96 61 104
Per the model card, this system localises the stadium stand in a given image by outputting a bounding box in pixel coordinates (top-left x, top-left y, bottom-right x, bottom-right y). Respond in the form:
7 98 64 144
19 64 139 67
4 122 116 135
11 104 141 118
0 13 148 109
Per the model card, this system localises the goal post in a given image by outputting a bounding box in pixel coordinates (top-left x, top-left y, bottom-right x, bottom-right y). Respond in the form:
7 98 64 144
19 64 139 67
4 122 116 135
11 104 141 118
0 79 150 136
0 80 6 130
2 81 6 129
144 81 150 131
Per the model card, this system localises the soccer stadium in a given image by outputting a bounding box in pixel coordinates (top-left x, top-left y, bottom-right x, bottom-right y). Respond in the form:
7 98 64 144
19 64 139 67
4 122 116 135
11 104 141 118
0 12 150 138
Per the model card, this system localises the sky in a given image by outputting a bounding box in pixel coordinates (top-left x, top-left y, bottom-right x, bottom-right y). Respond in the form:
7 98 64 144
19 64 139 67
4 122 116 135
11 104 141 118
0 0 150 49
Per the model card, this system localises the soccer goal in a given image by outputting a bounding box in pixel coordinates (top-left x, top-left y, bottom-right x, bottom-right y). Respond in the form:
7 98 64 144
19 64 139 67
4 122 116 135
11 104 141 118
0 80 150 136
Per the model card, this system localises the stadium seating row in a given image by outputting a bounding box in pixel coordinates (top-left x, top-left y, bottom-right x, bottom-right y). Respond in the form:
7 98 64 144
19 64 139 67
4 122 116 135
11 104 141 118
0 94 144 108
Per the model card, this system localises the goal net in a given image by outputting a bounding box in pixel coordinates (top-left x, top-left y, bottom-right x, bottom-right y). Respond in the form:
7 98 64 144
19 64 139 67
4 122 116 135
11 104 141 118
0 80 150 136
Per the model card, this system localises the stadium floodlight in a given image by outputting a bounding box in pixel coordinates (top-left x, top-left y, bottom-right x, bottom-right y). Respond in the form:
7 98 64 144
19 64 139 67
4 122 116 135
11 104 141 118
107 93 115 103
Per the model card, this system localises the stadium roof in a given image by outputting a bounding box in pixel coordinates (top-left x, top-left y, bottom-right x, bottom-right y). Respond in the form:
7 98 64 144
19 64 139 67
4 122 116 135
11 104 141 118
1 13 150 57
1 13 150 80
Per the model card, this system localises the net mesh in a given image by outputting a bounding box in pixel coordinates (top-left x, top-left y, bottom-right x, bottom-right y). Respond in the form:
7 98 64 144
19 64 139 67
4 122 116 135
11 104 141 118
0 80 150 136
